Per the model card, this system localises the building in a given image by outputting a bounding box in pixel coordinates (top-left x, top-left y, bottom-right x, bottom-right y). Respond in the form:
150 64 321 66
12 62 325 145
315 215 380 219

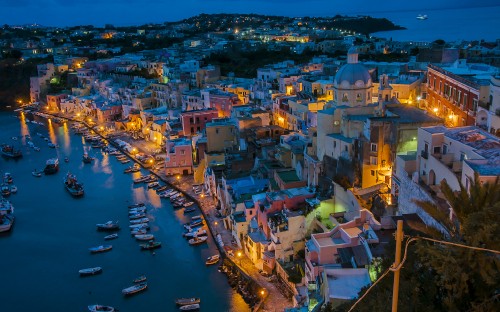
426 60 498 127
180 109 219 136
477 75 500 136
164 138 193 175
205 118 239 153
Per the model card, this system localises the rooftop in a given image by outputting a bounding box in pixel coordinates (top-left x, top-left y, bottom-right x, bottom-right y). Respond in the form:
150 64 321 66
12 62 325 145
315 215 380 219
276 170 301 183
324 268 371 300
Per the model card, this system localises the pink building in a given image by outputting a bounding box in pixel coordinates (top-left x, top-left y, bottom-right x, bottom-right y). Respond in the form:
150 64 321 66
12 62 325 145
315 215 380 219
97 104 123 123
305 209 381 284
202 89 242 117
255 187 315 239
180 109 218 136
46 94 68 111
164 138 193 175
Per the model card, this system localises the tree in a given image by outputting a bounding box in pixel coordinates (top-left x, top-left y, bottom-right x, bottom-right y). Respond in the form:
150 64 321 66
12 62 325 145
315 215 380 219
331 174 500 312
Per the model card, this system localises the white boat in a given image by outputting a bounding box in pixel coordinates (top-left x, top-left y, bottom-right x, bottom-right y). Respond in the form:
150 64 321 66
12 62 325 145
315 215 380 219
416 14 428 20
130 217 149 224
188 236 207 246
130 228 147 236
122 282 147 295
10 185 17 193
183 202 194 207
183 229 207 238
32 170 43 177
89 245 113 253
206 254 220 265
96 221 120 231
104 233 118 240
79 267 102 276
88 305 115 312
135 234 154 241
176 298 201 306
129 212 146 219
129 223 149 229
179 304 200 311
0 214 14 232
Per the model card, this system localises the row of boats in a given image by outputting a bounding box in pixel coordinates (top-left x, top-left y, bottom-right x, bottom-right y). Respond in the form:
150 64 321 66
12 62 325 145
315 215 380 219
0 197 15 233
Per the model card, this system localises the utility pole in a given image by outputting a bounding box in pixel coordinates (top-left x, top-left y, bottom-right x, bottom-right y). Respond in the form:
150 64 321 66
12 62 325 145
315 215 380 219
392 220 404 312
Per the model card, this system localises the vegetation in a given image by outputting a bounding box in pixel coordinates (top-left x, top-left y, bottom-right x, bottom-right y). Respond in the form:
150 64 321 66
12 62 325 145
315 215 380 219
329 174 500 312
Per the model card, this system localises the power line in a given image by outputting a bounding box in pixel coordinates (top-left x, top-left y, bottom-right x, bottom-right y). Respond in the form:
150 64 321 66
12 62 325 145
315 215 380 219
347 268 391 312
347 235 500 311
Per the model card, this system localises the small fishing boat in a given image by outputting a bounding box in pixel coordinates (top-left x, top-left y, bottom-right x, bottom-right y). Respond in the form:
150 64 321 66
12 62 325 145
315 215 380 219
1 144 22 158
104 233 118 240
183 202 194 207
135 234 154 241
129 212 146 219
206 254 220 265
130 228 147 236
82 153 94 164
96 221 120 231
43 158 59 175
129 223 149 229
64 172 84 197
183 229 207 238
129 208 146 215
188 236 207 246
0 214 15 233
89 245 113 254
64 157 69 163
79 267 103 276
133 275 147 283
10 185 17 193
122 282 147 296
47 142 57 148
1 184 11 197
87 304 115 312
179 304 200 311
140 241 162 250
128 203 145 209
176 298 201 306
147 182 160 189
184 207 196 213
32 170 43 177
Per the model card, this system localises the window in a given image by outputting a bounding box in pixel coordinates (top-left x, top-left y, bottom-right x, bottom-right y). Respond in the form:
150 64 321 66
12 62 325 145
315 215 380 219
433 146 441 154
370 156 378 165
333 141 337 148
463 94 468 107
189 117 193 123
371 170 375 176
216 128 219 134
371 143 377 152
180 150 185 155
460 152 466 161
442 144 448 155
342 93 348 102
344 146 348 152
356 93 362 102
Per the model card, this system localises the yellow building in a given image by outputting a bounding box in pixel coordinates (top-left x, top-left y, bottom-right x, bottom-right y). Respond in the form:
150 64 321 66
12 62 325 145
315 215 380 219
206 118 239 153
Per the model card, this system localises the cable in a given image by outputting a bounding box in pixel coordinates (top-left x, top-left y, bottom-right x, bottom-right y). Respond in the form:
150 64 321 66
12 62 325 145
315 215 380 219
347 268 391 312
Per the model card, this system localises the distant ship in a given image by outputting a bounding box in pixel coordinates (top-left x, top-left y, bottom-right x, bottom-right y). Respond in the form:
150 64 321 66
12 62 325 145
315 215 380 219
416 14 428 20
43 158 59 175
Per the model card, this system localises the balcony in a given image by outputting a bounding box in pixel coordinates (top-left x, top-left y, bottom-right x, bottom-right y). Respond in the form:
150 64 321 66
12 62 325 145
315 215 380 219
478 101 490 110
421 150 428 159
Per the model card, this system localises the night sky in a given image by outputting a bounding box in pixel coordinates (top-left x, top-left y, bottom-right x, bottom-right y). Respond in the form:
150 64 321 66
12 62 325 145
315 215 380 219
1 0 498 27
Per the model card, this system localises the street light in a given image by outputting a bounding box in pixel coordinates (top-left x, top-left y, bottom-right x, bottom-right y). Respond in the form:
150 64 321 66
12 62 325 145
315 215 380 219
237 251 242 266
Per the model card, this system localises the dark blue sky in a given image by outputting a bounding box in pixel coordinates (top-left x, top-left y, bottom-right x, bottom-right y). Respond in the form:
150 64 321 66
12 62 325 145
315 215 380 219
1 0 498 27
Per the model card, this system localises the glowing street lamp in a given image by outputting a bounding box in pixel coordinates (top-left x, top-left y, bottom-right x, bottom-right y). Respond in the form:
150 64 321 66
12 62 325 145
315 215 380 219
237 251 242 265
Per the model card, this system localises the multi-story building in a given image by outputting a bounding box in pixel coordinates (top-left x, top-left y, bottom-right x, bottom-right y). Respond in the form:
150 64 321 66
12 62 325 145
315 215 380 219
205 118 239 153
201 88 242 117
180 109 218 136
417 125 500 193
164 138 193 175
426 60 497 127
477 75 500 136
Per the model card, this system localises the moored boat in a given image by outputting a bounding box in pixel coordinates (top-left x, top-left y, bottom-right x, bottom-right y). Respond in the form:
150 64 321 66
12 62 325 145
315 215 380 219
206 254 220 265
0 214 14 232
122 282 147 296
130 217 149 225
96 221 120 231
64 172 84 197
1 144 22 158
188 236 207 246
1 184 11 197
129 212 146 219
128 203 145 209
183 229 207 238
89 245 113 253
104 233 118 240
140 241 161 250
135 234 154 241
184 207 196 213
43 158 59 175
133 275 147 283
87 304 115 312
176 298 201 306
179 303 200 311
79 267 103 276
82 153 94 164
32 169 43 177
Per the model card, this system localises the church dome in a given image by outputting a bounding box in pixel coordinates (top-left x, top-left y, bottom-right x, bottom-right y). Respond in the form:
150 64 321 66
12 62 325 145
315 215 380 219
334 47 372 88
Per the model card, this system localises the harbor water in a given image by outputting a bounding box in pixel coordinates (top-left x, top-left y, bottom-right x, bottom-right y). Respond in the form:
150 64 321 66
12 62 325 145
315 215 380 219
0 111 249 312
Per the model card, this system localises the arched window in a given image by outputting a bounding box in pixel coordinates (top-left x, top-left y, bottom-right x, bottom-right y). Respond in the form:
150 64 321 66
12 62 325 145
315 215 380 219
356 93 362 102
342 93 348 102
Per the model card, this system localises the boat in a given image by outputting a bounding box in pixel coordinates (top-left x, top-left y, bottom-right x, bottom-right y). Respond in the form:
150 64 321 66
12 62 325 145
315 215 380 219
129 223 149 229
79 267 103 276
184 207 196 214
183 202 194 207
130 228 147 236
206 254 220 265
184 219 203 229
130 217 149 225
122 282 147 296
32 170 43 177
82 153 94 164
0 214 14 232
34 147 41 152
4 173 13 184
133 275 147 283
147 182 160 189
104 233 118 240
179 304 200 311
64 157 69 163
47 142 57 148
10 185 17 193
183 229 207 238
129 212 146 219
43 158 59 175
188 236 207 246
135 234 154 241
416 14 428 20
140 241 162 250
89 245 113 253
176 298 201 306
87 305 115 312
1 144 22 158
64 173 84 197
128 203 145 208
96 221 120 231
156 185 169 192
129 208 146 215
1 184 11 197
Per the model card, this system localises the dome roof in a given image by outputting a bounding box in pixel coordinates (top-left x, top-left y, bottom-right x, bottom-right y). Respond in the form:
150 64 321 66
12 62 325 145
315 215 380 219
334 63 372 87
